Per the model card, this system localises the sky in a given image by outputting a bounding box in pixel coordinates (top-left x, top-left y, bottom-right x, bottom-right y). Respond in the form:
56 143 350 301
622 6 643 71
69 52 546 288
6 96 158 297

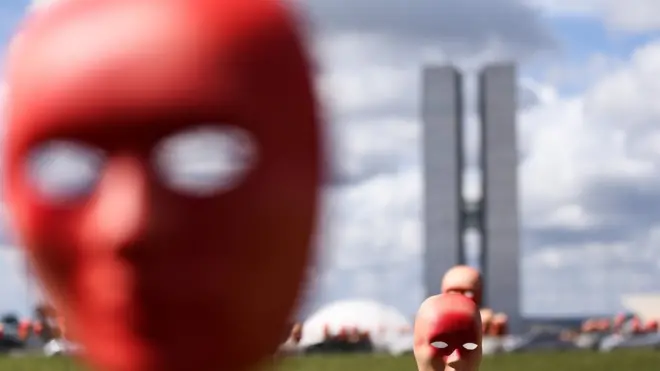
2 0 660 319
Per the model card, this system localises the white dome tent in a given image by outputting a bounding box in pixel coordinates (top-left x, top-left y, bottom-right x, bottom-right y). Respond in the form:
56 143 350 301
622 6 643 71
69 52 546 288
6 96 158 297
299 299 414 355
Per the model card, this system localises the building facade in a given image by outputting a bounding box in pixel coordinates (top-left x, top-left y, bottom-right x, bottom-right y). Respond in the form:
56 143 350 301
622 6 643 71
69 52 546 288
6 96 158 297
479 65 521 331
422 66 464 300
422 63 522 331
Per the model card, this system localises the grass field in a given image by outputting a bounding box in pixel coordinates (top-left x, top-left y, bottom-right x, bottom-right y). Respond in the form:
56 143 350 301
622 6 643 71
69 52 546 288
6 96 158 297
0 350 658 370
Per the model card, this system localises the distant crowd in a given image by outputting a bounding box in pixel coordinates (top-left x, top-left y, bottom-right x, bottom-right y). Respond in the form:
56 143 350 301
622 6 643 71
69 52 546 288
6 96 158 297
279 322 378 354
580 314 658 335
0 303 66 347
277 265 660 355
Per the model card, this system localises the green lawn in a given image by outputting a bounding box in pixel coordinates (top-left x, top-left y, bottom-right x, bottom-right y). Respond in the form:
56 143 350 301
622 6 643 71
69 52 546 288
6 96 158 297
283 351 660 371
0 350 658 371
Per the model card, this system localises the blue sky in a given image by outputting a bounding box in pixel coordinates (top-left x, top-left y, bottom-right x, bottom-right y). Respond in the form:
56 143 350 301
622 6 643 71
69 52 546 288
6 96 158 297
534 15 660 95
0 1 25 48
2 0 660 320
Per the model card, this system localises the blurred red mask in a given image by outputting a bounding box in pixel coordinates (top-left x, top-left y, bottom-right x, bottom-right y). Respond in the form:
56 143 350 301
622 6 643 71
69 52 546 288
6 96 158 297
3 0 321 370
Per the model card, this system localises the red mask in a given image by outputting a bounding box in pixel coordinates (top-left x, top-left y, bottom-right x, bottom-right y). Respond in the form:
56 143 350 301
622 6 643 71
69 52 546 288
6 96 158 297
414 294 482 371
3 1 321 370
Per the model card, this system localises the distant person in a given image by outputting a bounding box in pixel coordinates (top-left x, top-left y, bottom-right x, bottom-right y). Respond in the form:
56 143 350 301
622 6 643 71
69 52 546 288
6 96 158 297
347 327 360 344
280 322 302 346
358 329 371 343
414 294 482 371
580 318 596 333
441 266 509 335
612 313 628 333
34 303 58 342
629 317 642 334
596 319 611 333
56 315 67 339
292 323 303 343
278 323 303 355
32 321 43 338
479 309 493 334
4 0 321 370
489 313 508 337
18 319 31 341
441 266 483 306
643 319 658 333
613 313 646 335
323 324 332 341
337 327 349 342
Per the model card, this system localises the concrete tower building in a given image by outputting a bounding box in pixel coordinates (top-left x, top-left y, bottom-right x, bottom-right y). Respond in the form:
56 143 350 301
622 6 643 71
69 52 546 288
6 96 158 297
421 66 464 296
422 63 522 331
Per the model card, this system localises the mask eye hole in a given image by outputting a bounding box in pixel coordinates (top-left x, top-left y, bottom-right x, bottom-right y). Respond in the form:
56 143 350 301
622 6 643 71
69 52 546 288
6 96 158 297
462 342 478 350
430 341 448 349
153 125 257 197
26 140 104 202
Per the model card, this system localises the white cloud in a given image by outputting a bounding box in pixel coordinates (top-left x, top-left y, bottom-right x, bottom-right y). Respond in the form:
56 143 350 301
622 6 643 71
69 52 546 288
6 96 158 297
306 15 552 315
527 0 605 15
5 0 660 320
308 27 660 317
599 0 660 32
529 0 660 32
305 0 555 55
519 43 660 313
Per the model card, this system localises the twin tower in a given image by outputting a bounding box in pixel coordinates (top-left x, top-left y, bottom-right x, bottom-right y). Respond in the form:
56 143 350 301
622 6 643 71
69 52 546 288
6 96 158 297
422 64 521 331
